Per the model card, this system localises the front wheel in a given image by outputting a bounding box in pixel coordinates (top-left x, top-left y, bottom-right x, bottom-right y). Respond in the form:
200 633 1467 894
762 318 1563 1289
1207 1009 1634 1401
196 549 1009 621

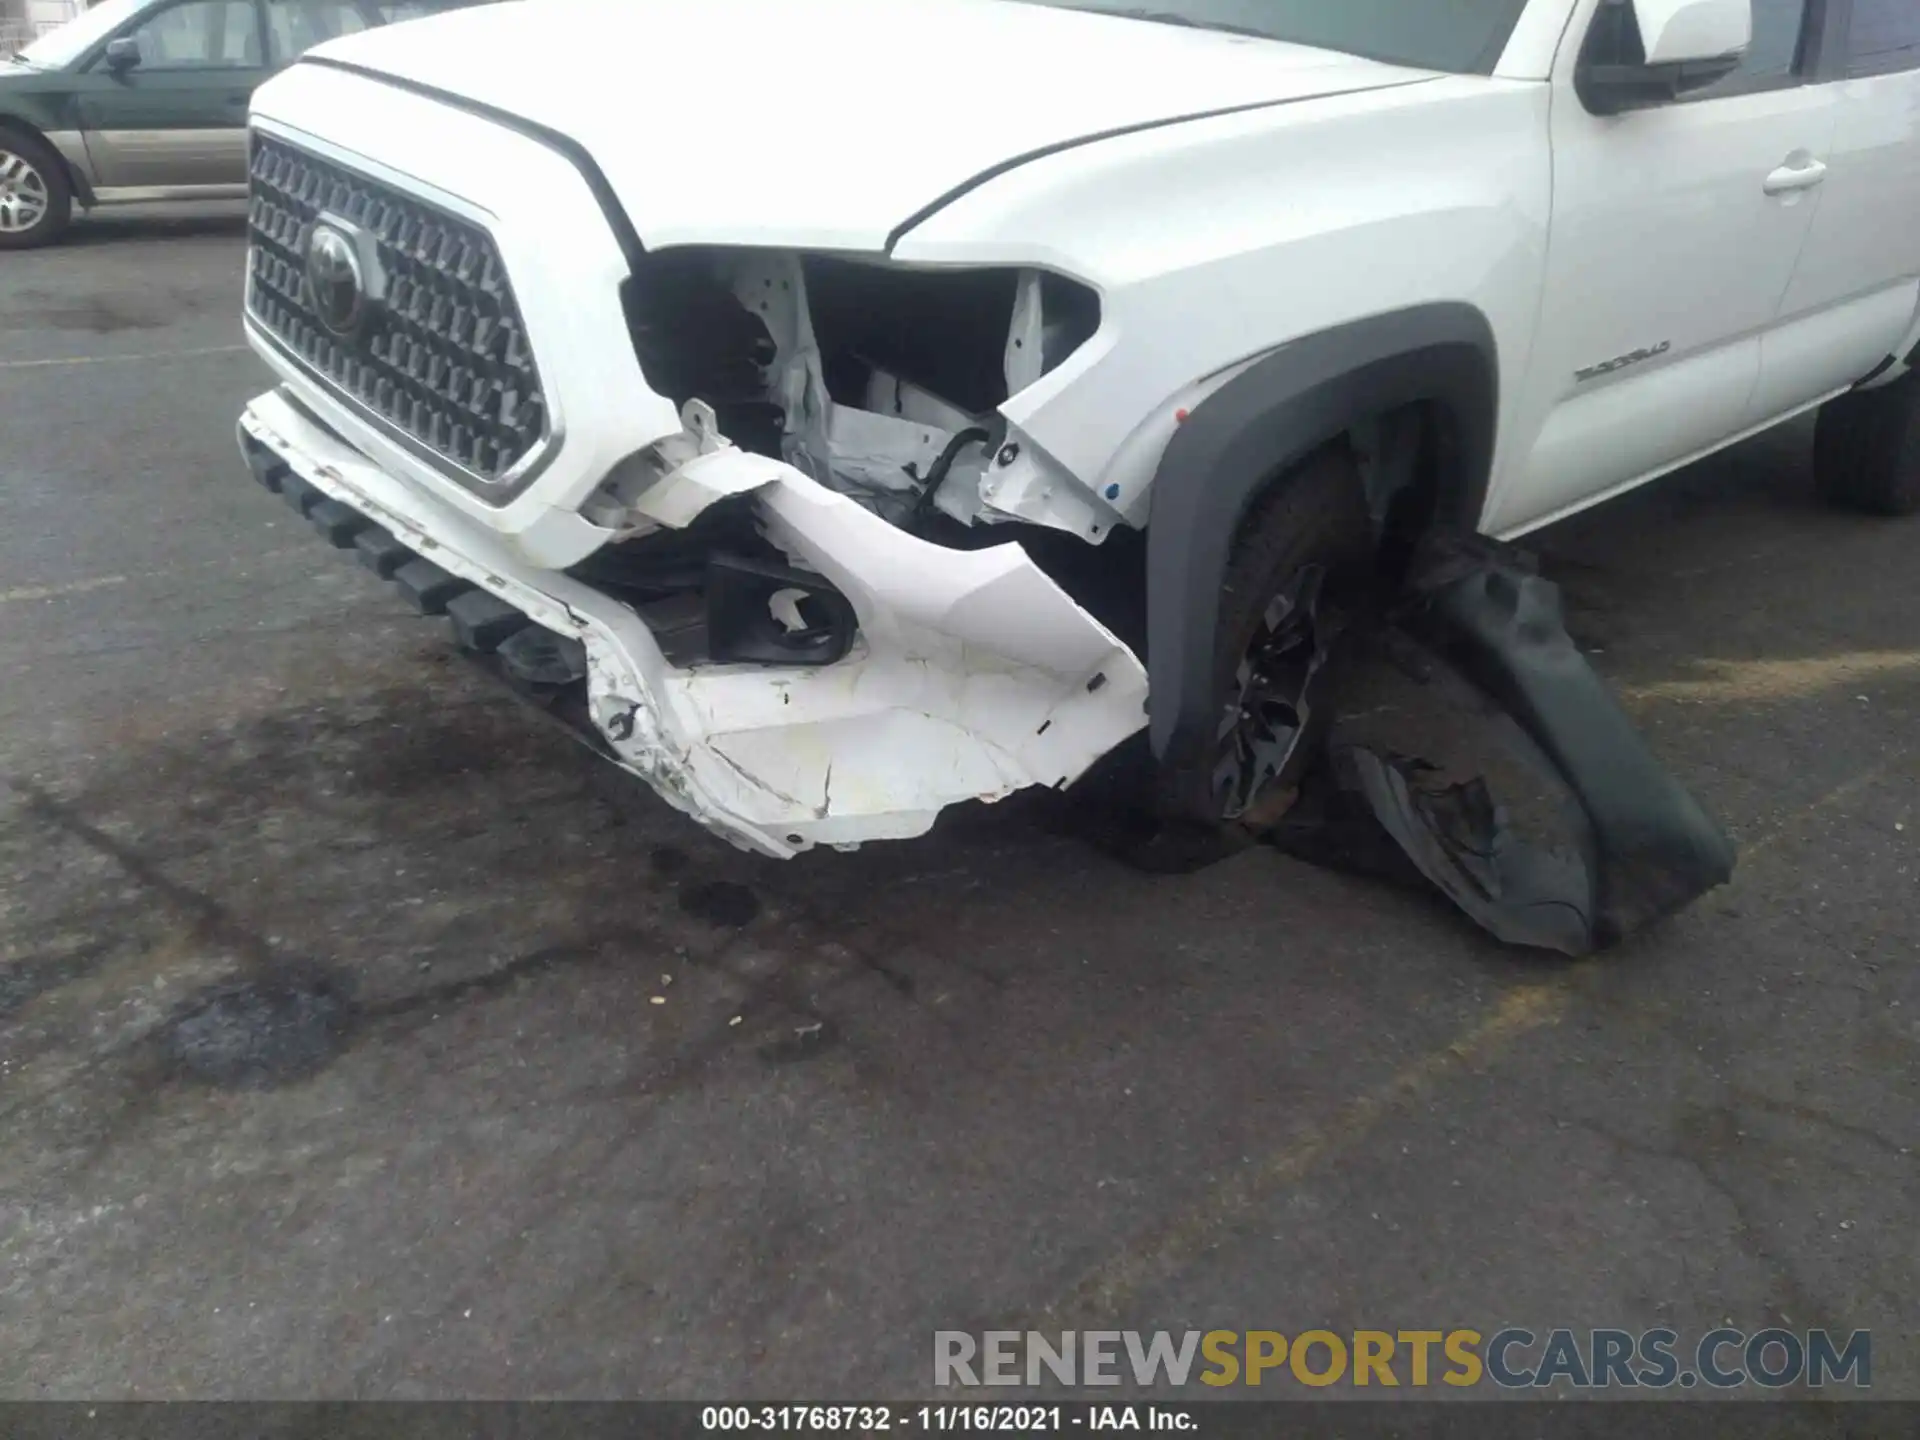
1080 445 1375 875
1198 445 1376 829
0 132 74 251
1814 370 1920 517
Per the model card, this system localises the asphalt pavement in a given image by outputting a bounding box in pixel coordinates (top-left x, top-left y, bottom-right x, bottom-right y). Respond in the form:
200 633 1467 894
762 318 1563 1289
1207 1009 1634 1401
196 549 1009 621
0 203 1915 1401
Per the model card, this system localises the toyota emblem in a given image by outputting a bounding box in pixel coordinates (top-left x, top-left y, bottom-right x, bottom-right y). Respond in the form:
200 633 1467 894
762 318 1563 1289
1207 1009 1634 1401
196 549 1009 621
306 223 366 338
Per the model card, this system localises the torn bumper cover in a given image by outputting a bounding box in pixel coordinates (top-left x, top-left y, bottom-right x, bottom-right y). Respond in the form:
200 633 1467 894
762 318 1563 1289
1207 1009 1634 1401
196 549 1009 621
1276 537 1737 955
238 389 1148 858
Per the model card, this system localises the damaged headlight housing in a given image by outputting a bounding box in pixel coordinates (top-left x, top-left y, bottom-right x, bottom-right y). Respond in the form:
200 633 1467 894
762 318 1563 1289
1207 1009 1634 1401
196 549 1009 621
619 247 1101 524
577 248 1106 674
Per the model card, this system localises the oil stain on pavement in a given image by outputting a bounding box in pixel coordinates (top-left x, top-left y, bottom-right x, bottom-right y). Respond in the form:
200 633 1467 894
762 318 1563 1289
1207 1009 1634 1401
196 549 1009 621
162 971 355 1089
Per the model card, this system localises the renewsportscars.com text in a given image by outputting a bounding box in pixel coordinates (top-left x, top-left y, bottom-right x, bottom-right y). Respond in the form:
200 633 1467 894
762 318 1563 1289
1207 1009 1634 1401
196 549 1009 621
933 1328 1872 1391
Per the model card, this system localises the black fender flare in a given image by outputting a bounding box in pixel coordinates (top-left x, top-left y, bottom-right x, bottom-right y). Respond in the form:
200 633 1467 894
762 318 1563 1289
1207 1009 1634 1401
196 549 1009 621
1144 303 1499 789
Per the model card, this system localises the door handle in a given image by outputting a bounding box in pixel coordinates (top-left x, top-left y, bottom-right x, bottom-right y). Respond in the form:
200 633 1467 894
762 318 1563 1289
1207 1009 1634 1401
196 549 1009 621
1764 157 1828 195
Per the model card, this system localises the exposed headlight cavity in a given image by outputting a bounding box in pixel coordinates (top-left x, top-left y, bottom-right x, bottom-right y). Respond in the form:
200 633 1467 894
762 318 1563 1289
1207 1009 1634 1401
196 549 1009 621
620 247 1100 528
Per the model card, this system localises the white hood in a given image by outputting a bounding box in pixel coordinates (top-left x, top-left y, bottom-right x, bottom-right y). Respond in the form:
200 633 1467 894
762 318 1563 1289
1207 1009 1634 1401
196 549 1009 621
305 0 1431 252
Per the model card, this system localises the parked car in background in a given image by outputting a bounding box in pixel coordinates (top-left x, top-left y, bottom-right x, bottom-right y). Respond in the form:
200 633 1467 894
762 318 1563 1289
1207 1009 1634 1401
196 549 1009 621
0 0 483 246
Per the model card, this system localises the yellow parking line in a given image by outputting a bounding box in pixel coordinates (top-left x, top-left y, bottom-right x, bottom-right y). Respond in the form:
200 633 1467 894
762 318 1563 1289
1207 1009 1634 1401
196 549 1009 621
1040 983 1570 1322
1740 764 1892 859
1039 757 1904 1322
1621 651 1920 707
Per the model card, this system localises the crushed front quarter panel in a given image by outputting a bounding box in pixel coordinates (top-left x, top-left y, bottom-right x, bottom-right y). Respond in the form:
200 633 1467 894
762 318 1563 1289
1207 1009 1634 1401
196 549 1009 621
240 390 1148 858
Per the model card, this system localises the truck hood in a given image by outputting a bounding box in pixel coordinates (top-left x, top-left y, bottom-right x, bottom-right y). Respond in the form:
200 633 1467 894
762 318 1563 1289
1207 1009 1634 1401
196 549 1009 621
301 0 1433 253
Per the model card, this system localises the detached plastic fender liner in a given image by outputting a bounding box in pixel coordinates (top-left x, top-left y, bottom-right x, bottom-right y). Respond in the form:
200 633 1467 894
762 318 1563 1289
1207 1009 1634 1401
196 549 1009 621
1144 304 1498 800
1400 535 1737 951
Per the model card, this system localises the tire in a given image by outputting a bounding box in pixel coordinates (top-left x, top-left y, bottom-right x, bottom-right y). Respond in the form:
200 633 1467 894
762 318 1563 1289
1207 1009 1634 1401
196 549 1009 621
1077 444 1376 875
1199 443 1376 813
0 130 74 251
1814 370 1920 517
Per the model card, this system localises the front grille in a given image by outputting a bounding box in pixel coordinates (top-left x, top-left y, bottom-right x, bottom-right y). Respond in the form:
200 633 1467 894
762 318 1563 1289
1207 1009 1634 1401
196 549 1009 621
246 134 548 487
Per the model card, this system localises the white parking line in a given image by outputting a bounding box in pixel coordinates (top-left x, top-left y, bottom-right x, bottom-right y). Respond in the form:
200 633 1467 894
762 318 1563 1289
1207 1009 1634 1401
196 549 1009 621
0 345 251 371
0 576 129 606
0 544 313 609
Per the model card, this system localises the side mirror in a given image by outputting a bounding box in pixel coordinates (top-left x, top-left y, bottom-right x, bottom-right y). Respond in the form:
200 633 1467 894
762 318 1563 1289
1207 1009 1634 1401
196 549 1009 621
102 36 142 72
1577 0 1750 115
1636 0 1752 63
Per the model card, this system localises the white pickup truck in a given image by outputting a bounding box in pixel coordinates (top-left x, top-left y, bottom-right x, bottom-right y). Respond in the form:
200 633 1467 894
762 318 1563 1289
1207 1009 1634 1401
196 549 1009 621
235 0 1920 861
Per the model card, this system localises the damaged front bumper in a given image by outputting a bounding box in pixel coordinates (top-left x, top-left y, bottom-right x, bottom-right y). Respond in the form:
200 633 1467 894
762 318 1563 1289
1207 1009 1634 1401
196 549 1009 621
238 389 1148 858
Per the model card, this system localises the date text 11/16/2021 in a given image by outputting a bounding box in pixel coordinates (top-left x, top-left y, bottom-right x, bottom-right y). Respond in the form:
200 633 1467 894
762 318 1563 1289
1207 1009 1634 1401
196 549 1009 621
701 1406 1193 1432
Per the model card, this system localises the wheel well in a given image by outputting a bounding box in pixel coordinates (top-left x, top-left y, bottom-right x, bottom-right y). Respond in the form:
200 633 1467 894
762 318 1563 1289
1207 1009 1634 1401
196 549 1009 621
1350 399 1470 580
1142 303 1499 772
0 117 92 207
1216 396 1488 619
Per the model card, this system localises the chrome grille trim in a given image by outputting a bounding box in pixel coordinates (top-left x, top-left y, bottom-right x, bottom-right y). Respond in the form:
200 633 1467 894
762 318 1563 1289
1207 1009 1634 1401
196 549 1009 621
245 130 552 496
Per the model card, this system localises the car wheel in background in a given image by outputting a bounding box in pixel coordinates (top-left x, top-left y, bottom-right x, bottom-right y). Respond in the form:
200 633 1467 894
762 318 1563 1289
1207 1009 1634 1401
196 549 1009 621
0 131 73 250
1815 369 1920 517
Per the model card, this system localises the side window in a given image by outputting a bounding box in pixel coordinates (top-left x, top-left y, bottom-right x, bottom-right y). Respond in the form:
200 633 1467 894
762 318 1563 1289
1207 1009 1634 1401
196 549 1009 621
1847 0 1920 77
264 0 375 63
122 0 262 68
1687 0 1811 99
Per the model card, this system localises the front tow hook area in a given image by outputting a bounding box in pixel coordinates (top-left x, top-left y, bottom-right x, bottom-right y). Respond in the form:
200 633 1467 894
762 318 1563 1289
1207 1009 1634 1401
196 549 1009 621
705 554 858 667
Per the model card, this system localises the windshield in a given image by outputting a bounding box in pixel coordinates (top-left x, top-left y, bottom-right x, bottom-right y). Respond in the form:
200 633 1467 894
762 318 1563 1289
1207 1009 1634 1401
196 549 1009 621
1012 0 1531 74
17 0 154 69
